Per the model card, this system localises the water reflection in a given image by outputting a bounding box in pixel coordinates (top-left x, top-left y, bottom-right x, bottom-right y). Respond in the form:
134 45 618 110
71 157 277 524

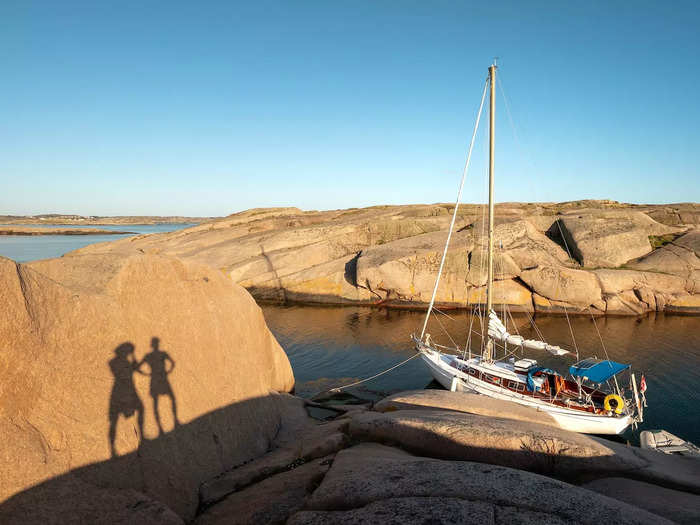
262 304 700 444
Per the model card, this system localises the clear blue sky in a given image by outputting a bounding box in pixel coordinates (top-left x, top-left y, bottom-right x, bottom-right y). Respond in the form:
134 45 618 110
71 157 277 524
1 1 698 216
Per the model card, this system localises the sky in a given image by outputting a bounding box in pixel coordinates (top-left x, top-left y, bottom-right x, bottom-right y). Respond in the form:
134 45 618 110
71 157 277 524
1 1 698 216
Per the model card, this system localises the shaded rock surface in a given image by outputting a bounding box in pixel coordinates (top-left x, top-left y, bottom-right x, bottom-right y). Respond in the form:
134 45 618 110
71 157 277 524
199 417 348 508
196 393 698 524
196 456 333 525
348 408 700 493
0 474 184 525
73 201 700 314
582 477 700 525
0 253 294 522
349 409 644 478
290 497 498 525
288 443 672 524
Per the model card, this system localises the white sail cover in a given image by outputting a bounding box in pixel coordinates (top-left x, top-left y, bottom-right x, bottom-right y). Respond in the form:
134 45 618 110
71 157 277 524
488 311 570 356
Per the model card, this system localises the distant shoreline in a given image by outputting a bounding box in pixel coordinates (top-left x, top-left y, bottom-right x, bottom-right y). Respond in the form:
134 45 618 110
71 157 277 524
0 215 212 226
0 227 136 236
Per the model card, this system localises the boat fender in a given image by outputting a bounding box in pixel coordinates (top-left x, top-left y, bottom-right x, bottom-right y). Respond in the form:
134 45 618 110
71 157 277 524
604 394 624 414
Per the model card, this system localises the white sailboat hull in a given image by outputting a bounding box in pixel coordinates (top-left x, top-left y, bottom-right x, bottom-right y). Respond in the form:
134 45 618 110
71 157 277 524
420 349 633 435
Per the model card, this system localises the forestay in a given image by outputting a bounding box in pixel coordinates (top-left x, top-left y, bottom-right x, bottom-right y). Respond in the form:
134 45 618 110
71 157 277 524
488 311 571 356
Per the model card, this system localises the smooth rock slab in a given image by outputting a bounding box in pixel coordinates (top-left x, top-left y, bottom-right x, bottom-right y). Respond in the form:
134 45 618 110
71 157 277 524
374 389 560 429
594 268 689 295
349 409 644 478
290 443 670 525
582 477 700 525
349 408 700 494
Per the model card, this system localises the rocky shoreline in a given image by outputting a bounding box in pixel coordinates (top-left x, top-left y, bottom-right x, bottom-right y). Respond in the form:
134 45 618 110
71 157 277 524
72 200 700 315
1 251 698 523
191 390 700 524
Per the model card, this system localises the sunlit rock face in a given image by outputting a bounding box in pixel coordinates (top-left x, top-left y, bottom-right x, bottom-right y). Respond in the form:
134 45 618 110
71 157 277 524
0 253 294 521
72 201 700 314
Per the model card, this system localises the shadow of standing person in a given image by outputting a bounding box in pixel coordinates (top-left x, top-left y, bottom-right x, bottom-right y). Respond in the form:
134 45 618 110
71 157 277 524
108 342 144 457
137 337 179 436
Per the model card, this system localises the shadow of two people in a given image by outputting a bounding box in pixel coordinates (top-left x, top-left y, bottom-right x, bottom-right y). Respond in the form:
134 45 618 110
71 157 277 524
108 337 179 457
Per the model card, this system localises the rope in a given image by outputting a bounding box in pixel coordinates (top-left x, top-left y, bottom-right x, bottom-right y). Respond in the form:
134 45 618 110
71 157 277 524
433 307 458 323
433 309 461 351
563 306 580 361
588 308 622 394
420 76 489 339
329 352 422 392
463 310 475 360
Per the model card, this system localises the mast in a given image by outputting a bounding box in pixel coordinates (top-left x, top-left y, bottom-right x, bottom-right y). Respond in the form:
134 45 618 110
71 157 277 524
483 62 497 362
418 75 489 342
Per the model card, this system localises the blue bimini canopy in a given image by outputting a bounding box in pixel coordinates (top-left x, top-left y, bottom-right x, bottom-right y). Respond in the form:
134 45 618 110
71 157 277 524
569 358 630 383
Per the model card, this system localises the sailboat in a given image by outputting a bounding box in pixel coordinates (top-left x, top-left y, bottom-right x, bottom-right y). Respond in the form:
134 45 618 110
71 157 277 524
413 63 645 435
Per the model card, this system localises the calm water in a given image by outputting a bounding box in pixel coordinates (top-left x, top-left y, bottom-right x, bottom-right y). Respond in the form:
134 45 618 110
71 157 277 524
262 304 700 445
0 223 195 262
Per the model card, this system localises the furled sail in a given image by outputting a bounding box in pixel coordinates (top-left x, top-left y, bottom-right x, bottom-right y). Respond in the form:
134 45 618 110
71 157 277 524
488 311 570 356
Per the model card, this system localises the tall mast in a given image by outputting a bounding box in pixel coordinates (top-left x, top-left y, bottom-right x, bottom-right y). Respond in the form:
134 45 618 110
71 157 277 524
484 62 497 361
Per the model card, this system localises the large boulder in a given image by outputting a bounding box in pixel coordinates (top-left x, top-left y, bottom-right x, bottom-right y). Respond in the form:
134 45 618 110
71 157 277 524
558 211 679 268
0 253 294 521
520 265 602 308
355 230 471 304
354 220 552 309
246 256 376 304
627 229 700 281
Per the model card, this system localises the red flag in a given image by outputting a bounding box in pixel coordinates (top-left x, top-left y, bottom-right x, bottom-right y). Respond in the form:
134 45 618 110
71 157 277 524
639 375 647 394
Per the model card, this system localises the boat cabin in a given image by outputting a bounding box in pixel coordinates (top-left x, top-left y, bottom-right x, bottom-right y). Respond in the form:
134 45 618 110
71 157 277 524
447 354 634 415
